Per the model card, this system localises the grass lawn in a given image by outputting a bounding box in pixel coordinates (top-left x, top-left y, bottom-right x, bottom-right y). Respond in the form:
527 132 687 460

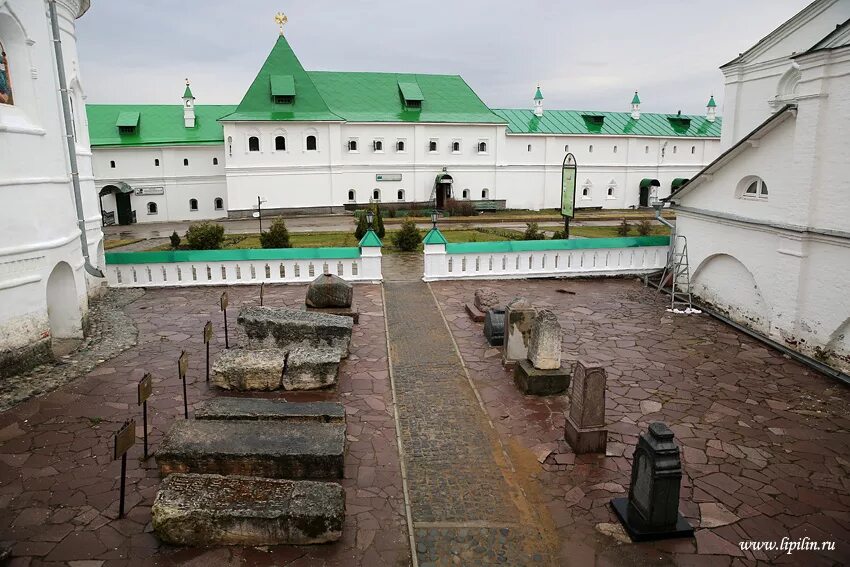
103 238 144 250
568 225 671 238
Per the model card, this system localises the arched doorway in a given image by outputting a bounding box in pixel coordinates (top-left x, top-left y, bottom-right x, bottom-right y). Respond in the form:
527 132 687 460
639 178 660 207
434 172 453 209
692 253 770 335
99 182 135 225
46 262 83 355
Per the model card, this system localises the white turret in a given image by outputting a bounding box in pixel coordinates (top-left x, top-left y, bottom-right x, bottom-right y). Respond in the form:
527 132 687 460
533 85 543 117
183 78 195 128
631 91 641 120
706 95 717 123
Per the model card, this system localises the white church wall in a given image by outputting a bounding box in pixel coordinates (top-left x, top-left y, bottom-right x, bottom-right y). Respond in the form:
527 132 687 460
0 0 101 375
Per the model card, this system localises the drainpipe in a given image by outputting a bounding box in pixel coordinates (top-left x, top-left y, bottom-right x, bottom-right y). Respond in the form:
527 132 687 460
48 0 104 278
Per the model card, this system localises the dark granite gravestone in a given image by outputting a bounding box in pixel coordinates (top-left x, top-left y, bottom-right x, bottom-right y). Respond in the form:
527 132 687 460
484 309 505 346
152 474 344 545
156 420 344 479
611 422 694 541
305 273 359 323
564 360 607 453
195 398 345 423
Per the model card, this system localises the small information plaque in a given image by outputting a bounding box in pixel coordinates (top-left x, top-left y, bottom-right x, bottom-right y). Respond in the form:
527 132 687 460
113 419 136 460
220 290 229 311
203 321 213 344
138 373 152 405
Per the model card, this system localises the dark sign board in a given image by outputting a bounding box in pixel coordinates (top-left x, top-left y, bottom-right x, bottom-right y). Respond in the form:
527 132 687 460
138 373 152 405
113 419 136 460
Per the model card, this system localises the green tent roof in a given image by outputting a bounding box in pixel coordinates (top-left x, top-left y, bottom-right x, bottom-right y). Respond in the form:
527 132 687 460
491 108 721 137
220 35 341 122
359 230 382 248
534 86 543 101
631 91 641 105
183 83 194 100
87 104 235 147
707 95 717 108
422 228 448 245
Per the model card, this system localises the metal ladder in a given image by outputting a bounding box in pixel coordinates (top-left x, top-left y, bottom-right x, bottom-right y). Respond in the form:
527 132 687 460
656 235 692 310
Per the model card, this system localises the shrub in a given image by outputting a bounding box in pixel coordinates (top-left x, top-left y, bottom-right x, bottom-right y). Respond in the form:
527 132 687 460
169 231 181 249
636 220 653 236
354 211 368 241
374 206 386 239
392 218 421 252
616 218 631 237
445 198 476 217
523 222 546 240
185 222 225 250
551 229 568 240
260 218 291 248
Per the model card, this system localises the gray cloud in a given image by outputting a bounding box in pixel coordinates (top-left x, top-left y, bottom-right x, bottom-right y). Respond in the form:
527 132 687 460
77 0 808 116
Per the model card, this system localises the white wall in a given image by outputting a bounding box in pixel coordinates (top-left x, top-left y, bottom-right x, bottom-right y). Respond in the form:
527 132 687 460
0 0 101 371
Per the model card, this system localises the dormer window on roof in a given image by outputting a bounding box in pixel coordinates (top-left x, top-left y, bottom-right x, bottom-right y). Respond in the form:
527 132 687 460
270 75 295 105
398 81 424 110
667 113 692 132
581 114 605 133
116 111 139 134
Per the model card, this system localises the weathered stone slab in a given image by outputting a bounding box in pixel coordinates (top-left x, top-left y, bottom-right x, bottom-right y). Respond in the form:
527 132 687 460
513 359 570 395
528 309 561 370
195 398 345 423
284 347 340 390
465 302 486 323
152 473 344 545
156 420 344 479
502 297 537 365
565 360 608 454
211 349 285 391
305 303 360 324
238 307 352 357
305 273 353 308
474 288 500 311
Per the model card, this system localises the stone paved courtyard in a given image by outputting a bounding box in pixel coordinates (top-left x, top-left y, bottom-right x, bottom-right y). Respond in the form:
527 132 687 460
0 274 848 566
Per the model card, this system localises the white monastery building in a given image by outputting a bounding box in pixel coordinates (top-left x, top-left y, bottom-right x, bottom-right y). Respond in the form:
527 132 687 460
0 0 104 375
87 28 723 224
668 0 850 372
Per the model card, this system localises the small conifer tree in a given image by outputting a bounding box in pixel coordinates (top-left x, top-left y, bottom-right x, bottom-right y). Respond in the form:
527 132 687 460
392 218 421 252
260 218 291 248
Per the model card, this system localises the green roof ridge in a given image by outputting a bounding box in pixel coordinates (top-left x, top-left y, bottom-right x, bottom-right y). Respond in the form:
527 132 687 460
707 95 717 108
223 35 341 122
631 91 641 105
422 228 448 245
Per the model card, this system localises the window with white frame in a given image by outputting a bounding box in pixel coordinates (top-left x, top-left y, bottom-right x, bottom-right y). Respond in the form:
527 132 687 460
613 145 618 153
183 158 189 166
189 198 198 211
478 140 488 153
372 188 380 201
154 158 160 167
214 197 224 210
373 139 383 152
564 144 569 152
347 190 356 202
691 146 695 154
607 186 615 198
481 188 489 199
147 202 158 215
429 139 438 153
396 139 406 152
306 134 317 151
275 136 286 151
739 177 768 200
527 144 532 152
397 189 405 201
462 188 470 199
248 136 260 152
212 157 218 165
589 144 593 153
581 180 592 199
451 140 461 153
673 145 677 154
348 138 358 152
645 145 649 154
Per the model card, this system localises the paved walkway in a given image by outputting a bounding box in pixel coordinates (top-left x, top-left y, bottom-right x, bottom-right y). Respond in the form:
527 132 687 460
384 274 556 564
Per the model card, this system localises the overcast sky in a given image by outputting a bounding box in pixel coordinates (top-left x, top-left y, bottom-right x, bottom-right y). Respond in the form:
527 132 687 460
76 0 808 116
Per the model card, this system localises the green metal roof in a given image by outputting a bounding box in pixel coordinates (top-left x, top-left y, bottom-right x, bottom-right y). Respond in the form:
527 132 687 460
116 111 139 128
491 108 721 137
221 36 341 122
87 105 235 147
639 178 660 189
398 81 424 102
105 247 361 265
358 230 382 248
422 228 448 245
309 71 502 124
671 178 689 190
183 83 194 100
631 91 641 105
270 74 295 97
534 86 543 101
707 95 717 108
444 235 670 254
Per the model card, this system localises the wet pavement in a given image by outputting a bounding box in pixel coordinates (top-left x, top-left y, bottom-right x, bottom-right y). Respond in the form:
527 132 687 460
1 271 848 566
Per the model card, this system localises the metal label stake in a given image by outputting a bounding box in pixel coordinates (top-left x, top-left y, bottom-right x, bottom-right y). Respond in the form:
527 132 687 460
137 373 152 459
178 350 189 419
220 291 229 349
113 419 136 518
260 282 265 306
203 321 213 382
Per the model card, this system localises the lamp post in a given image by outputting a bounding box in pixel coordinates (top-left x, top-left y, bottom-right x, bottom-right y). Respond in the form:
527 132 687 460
366 209 374 230
431 211 438 229
252 196 267 233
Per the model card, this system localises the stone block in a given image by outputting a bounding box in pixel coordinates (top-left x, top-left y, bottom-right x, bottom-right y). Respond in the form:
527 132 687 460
465 302 486 322
527 309 561 370
513 359 570 395
156 420 344 479
195 398 345 424
238 307 352 357
152 473 344 545
565 360 608 454
502 297 537 365
305 273 353 308
283 347 340 390
305 303 360 324
474 288 500 312
211 349 285 391
484 309 505 346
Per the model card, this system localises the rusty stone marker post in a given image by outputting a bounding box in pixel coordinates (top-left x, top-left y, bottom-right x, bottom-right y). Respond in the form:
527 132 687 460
203 321 213 382
611 422 694 541
220 290 230 349
113 419 136 518
178 351 189 419
137 373 152 459
564 360 607 452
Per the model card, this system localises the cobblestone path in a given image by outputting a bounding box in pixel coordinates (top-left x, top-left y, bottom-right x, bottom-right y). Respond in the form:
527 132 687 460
384 280 555 565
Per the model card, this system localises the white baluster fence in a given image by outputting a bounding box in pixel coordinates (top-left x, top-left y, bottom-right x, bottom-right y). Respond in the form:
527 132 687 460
422 233 670 282
105 246 382 288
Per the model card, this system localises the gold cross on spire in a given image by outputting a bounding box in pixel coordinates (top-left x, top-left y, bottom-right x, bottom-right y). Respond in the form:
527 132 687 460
274 12 288 36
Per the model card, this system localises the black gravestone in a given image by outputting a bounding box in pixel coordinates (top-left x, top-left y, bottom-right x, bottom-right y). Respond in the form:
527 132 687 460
484 309 505 347
611 422 694 541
